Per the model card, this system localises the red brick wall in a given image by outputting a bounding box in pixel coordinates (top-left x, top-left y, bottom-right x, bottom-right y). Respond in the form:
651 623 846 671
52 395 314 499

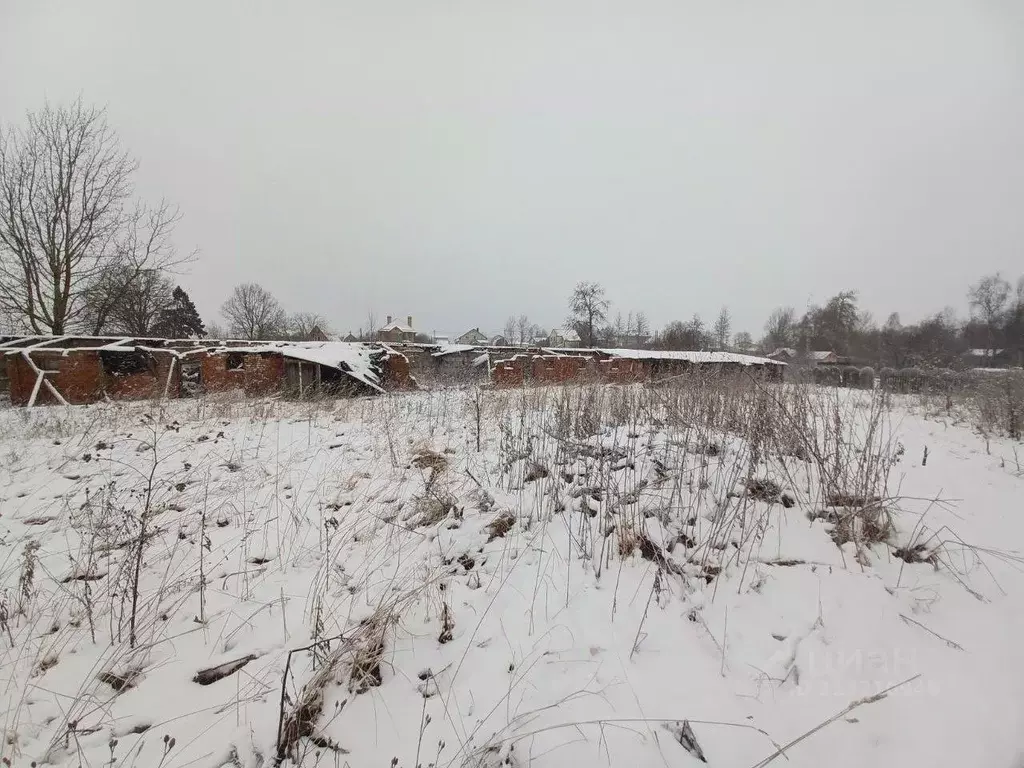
200 352 246 393
197 351 283 396
492 356 531 388
7 350 178 405
7 354 39 406
8 352 103 405
103 352 178 401
244 353 284 396
531 355 588 384
62 353 109 403
381 352 417 390
6 344 443 405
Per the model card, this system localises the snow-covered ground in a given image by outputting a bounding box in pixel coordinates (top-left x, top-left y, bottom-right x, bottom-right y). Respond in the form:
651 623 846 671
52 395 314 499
0 383 1022 768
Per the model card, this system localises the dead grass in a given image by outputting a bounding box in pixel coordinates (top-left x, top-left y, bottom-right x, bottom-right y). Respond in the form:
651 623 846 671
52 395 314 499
412 449 449 478
745 478 783 504
0 379 926 767
485 511 516 542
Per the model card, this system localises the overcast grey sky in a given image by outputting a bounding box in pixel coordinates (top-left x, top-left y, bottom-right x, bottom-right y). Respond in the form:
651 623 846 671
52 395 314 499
2 0 1023 339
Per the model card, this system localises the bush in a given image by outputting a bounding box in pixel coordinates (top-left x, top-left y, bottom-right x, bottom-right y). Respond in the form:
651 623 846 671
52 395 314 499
879 367 896 391
813 365 841 386
859 366 876 390
969 370 1024 439
901 367 924 394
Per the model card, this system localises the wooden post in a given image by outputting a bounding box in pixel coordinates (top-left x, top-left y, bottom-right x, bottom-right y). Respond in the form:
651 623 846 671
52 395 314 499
22 350 69 407
163 356 178 400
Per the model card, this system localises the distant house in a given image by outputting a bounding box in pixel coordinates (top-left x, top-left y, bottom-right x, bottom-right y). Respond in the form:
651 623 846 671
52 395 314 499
962 348 1010 368
342 332 358 343
456 328 488 345
767 348 797 362
489 335 510 347
546 328 582 348
378 315 416 343
307 325 330 342
433 335 452 345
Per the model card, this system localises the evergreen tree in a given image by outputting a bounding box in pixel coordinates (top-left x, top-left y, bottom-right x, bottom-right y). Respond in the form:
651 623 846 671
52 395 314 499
153 286 207 338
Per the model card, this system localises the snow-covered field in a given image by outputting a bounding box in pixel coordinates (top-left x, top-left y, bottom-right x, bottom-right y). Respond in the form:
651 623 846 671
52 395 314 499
1 381 1022 768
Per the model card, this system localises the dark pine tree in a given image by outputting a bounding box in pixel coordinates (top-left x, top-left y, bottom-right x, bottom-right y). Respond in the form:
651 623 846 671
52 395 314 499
153 286 207 338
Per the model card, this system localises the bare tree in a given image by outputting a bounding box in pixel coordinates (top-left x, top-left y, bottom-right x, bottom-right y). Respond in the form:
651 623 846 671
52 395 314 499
713 306 731 349
221 283 287 340
503 315 520 346
968 273 1011 353
763 306 796 351
84 267 175 336
733 330 754 350
81 202 192 335
568 281 610 347
0 100 194 334
688 314 708 348
657 319 705 351
362 309 378 341
612 312 626 346
289 312 331 340
0 304 21 334
516 314 543 346
622 311 634 347
1008 276 1024 363
633 311 649 348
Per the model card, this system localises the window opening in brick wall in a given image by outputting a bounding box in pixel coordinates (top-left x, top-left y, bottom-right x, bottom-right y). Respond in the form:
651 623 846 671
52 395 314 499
100 350 153 376
226 353 245 371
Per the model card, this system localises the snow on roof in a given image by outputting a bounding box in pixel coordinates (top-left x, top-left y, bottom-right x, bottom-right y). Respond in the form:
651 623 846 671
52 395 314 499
0 335 230 355
534 347 580 356
966 348 1005 356
810 351 836 361
213 341 386 393
380 322 414 333
432 344 478 357
601 348 784 366
0 335 395 392
552 328 581 341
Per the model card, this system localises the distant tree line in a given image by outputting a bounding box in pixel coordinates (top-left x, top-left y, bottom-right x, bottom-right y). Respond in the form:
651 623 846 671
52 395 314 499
759 275 1024 368
556 277 1024 369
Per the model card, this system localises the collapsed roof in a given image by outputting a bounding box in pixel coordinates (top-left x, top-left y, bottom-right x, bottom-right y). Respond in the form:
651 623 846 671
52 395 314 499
216 341 387 393
0 336 394 395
